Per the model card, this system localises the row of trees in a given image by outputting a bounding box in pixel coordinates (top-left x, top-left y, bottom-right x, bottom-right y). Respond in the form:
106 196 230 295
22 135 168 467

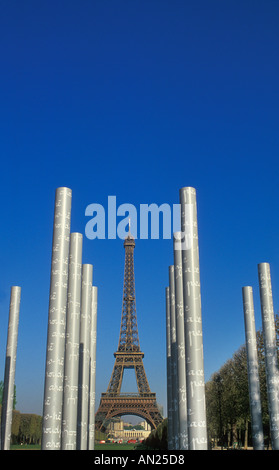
205 314 279 449
0 404 42 445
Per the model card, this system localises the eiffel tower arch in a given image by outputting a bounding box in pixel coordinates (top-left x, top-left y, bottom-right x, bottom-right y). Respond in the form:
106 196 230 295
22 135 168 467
95 233 163 432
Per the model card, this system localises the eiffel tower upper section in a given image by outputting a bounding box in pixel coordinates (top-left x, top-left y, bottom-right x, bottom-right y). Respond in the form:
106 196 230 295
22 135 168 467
104 229 152 396
117 232 141 354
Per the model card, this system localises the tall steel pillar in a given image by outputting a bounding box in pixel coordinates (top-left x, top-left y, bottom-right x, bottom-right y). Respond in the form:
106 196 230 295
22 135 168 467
88 285 98 450
166 286 173 450
1 286 21 450
258 263 279 450
242 286 264 450
42 187 72 450
61 232 83 450
77 264 93 450
179 187 207 450
173 232 188 449
169 265 179 449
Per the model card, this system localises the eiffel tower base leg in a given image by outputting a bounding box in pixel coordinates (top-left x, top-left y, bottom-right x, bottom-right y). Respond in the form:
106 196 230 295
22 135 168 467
95 393 163 432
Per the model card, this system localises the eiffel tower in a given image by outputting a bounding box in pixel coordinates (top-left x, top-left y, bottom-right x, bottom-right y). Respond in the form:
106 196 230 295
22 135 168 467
95 231 163 432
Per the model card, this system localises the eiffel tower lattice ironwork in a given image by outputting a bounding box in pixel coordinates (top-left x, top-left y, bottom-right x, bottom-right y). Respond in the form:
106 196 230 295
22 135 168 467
95 232 163 432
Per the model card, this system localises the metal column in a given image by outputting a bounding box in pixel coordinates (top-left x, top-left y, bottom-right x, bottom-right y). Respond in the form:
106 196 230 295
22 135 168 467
77 264 93 450
1 286 21 450
88 285 98 450
166 286 173 450
258 263 279 450
169 265 179 449
179 187 207 450
242 286 264 450
61 233 83 450
173 232 188 449
42 187 72 450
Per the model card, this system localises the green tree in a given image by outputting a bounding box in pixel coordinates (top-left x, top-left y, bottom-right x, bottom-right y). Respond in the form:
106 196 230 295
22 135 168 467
142 419 168 450
205 372 224 447
20 414 42 445
11 410 21 444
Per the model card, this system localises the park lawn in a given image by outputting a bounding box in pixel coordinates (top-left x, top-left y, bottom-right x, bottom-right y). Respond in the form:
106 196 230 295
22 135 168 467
10 443 139 450
11 444 41 450
94 442 139 450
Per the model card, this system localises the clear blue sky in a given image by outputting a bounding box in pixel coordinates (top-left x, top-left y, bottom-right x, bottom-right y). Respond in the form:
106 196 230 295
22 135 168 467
0 1 278 418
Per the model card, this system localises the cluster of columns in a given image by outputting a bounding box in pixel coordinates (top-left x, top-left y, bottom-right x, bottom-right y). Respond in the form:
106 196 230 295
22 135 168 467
41 187 98 450
0 286 21 450
242 262 279 450
166 187 207 450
